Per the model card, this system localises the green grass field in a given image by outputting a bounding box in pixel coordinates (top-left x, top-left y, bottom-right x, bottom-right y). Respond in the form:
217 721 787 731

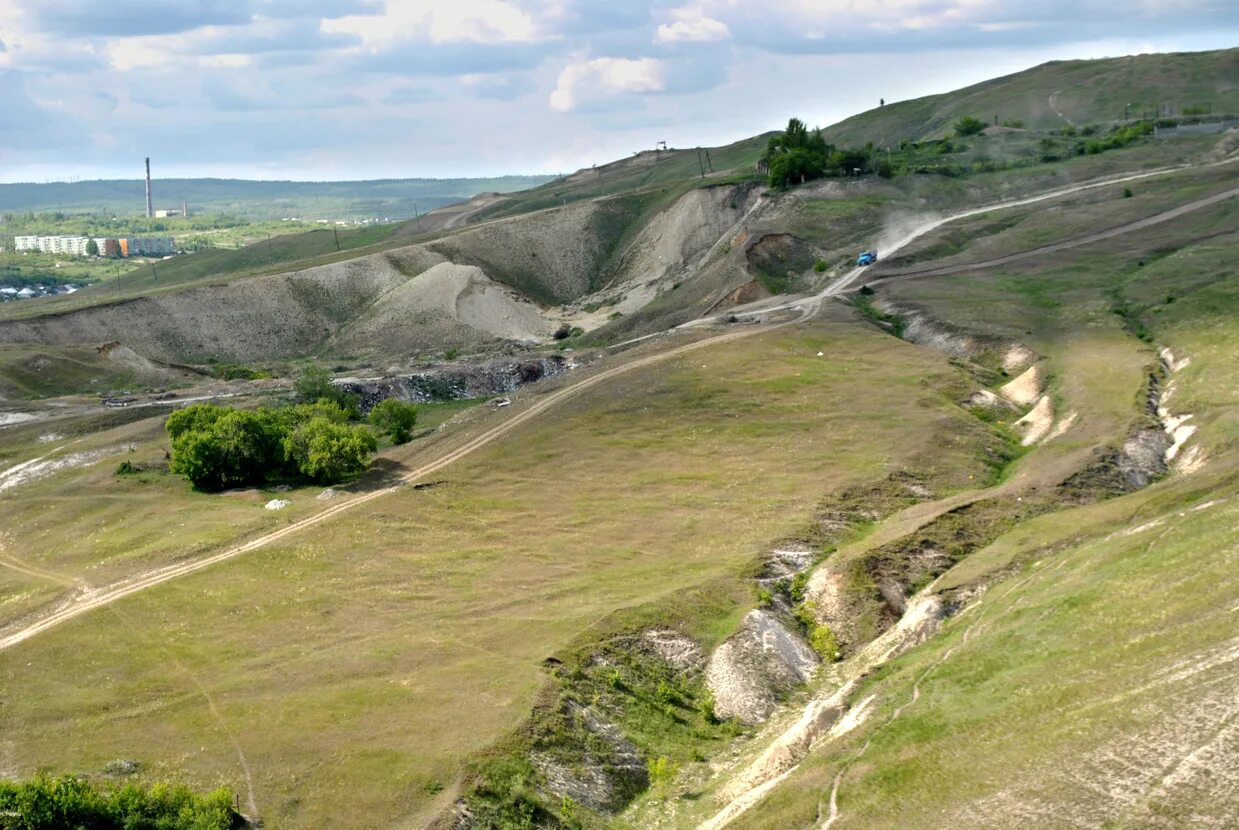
0 314 1024 828
636 157 1239 830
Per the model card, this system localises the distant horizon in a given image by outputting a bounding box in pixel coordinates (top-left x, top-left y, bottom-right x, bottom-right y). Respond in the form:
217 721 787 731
3 0 1235 182
1 172 563 186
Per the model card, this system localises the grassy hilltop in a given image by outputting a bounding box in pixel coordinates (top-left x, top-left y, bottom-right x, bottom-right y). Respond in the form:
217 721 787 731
822 47 1239 146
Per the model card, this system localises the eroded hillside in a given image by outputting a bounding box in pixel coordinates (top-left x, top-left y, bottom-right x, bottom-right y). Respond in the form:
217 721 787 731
1 54 1237 830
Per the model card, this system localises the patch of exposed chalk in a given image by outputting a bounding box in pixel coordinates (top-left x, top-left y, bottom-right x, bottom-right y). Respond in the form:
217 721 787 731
1159 346 1191 373
1002 344 1038 373
965 389 1016 410
1014 395 1054 446
713 682 856 810
0 447 123 493
0 412 37 427
829 693 876 739
1000 364 1043 407
264 499 290 511
316 488 339 501
1123 519 1165 536
706 610 819 725
644 630 704 672
1157 348 1204 472
1043 410 1078 442
865 595 946 665
1175 444 1207 474
701 597 943 830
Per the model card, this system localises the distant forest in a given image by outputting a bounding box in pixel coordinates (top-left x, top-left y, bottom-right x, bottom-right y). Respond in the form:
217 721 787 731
0 175 556 220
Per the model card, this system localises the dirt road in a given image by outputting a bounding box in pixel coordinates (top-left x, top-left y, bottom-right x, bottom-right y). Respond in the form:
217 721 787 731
3 158 1233 652
865 185 1239 286
0 328 761 652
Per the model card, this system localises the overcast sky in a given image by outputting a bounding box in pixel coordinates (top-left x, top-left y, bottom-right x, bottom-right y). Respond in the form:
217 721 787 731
1 1 1236 182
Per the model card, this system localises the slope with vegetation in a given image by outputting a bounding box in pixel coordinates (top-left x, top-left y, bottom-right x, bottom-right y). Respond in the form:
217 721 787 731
822 47 1239 146
0 47 1236 830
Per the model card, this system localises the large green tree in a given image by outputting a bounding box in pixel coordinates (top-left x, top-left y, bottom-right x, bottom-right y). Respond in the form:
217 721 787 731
762 118 836 187
283 418 376 483
368 398 419 444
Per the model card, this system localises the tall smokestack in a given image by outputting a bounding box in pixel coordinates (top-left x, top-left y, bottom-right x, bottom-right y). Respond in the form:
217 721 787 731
144 157 153 218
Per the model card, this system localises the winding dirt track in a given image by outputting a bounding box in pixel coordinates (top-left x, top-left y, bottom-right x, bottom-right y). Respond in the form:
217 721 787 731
2 157 1234 653
0 328 761 652
865 185 1239 287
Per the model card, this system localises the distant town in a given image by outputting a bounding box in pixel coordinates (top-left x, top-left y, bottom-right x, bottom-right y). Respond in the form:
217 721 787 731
14 235 176 258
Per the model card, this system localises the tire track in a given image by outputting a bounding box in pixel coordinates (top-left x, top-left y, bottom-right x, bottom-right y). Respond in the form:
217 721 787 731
865 185 1239 286
4 159 1232 653
0 327 763 652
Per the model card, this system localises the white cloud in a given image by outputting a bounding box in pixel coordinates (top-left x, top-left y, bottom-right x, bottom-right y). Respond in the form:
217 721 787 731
323 0 540 49
549 56 666 112
655 5 731 43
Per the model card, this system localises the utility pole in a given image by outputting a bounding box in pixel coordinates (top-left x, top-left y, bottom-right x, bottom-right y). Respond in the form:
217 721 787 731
704 148 713 172
332 225 340 251
151 261 158 282
696 148 705 178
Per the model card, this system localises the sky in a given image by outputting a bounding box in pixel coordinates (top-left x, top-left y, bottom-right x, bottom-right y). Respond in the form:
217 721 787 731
1 0 1236 182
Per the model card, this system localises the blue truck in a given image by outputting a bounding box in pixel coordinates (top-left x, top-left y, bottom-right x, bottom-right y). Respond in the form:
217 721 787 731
857 250 878 266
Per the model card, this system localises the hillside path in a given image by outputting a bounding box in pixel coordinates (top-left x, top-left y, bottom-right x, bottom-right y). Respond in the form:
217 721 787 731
866 185 1239 286
2 157 1232 653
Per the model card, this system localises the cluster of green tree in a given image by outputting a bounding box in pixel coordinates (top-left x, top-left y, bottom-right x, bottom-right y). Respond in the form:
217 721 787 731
167 368 419 491
0 774 243 830
761 118 881 187
167 400 375 490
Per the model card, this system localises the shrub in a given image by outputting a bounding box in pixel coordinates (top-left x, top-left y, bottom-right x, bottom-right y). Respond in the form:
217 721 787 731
283 418 376 483
952 115 986 136
369 398 419 444
0 774 242 830
810 624 841 661
553 323 573 340
293 366 360 418
210 362 264 380
813 260 828 273
647 756 679 795
1124 187 1134 198
293 364 335 403
115 460 138 476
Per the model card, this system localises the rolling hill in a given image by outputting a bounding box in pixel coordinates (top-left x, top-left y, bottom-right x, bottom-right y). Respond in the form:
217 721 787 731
0 46 1236 830
822 47 1239 146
